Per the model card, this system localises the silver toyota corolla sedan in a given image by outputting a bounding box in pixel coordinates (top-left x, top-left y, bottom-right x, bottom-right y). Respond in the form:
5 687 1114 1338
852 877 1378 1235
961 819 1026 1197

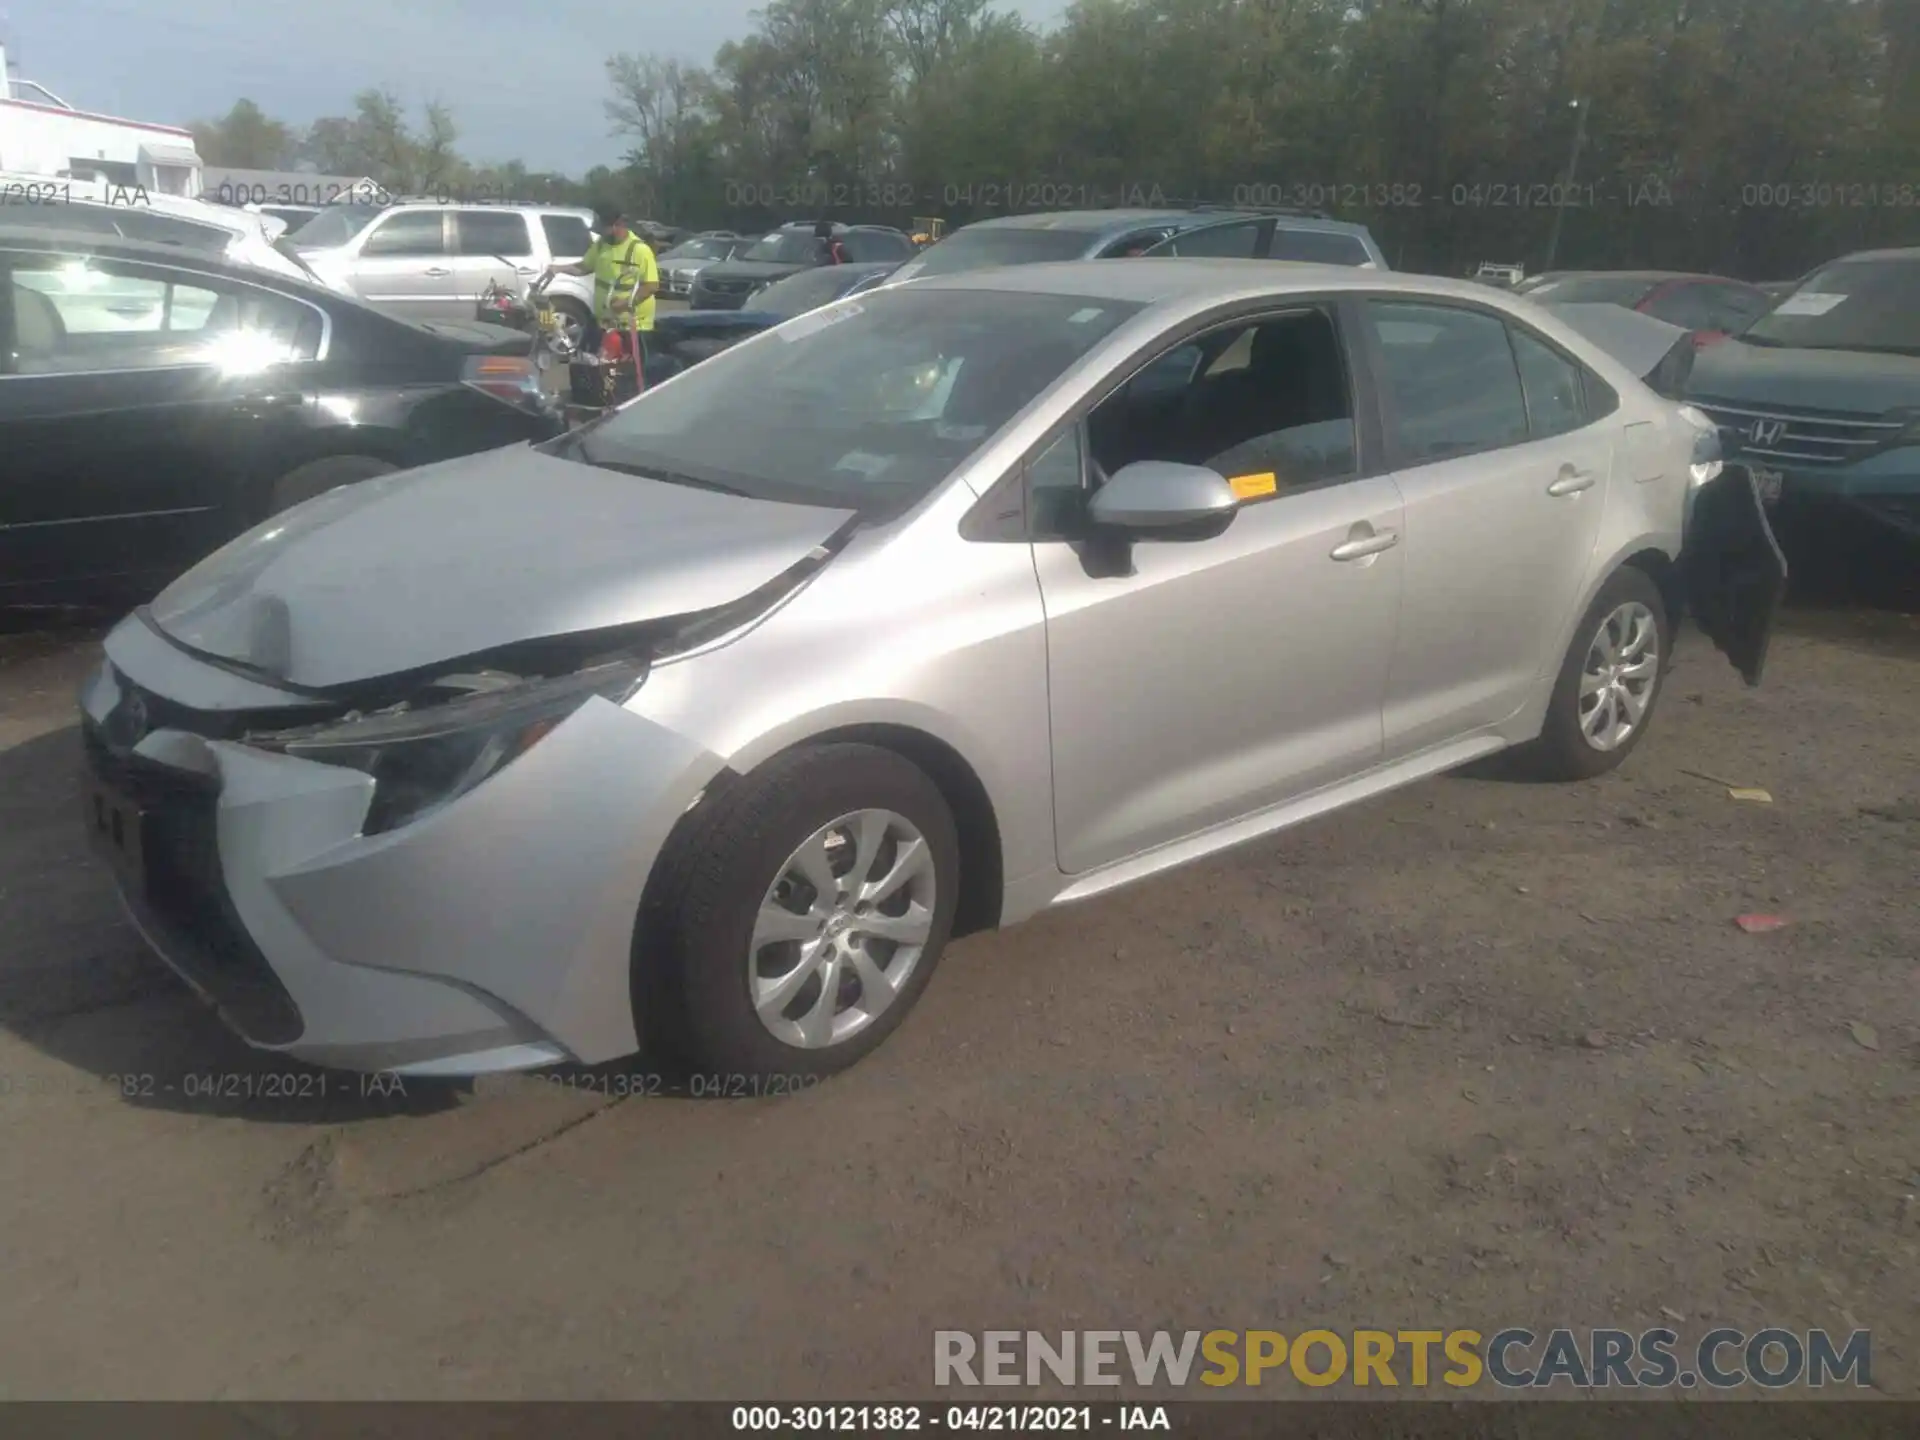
79 261 1786 1080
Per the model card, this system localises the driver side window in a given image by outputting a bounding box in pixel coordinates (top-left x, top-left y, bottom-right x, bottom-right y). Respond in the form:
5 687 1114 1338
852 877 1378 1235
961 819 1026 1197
1079 306 1358 507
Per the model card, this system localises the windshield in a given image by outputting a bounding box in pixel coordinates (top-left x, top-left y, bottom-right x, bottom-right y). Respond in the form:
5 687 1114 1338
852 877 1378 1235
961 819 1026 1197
664 237 733 261
1738 257 1920 354
1522 275 1657 305
905 226 1096 277
754 266 873 318
288 204 383 249
568 288 1142 511
739 230 823 264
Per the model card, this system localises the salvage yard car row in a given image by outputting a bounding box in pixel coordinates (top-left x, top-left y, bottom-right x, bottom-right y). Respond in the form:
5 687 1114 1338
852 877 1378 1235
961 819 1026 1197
3 217 1789 1081
5 190 1914 1090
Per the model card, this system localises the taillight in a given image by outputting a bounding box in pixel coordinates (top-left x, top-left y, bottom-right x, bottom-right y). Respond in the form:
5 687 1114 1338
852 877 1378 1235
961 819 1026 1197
460 355 551 415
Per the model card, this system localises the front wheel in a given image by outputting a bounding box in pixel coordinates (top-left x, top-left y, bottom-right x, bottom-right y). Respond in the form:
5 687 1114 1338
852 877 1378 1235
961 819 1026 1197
1522 567 1671 780
639 743 961 1079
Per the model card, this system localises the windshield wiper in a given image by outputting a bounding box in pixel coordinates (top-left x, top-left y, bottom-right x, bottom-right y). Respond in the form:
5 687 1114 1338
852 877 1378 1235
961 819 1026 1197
573 445 750 496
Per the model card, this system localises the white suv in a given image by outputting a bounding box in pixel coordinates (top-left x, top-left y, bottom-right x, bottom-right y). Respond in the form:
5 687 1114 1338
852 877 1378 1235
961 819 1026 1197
292 203 599 335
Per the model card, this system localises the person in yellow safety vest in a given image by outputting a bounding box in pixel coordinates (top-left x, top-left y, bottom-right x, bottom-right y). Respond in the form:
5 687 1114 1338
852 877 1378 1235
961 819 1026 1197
542 208 659 354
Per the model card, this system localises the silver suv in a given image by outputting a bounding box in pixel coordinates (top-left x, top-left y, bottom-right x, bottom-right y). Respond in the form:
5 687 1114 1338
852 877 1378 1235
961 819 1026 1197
292 202 599 335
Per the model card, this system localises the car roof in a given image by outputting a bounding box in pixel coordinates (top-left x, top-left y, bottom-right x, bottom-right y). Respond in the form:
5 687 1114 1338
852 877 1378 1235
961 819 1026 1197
1833 245 1920 263
1533 270 1752 286
381 201 594 217
903 257 1482 306
961 209 1199 235
0 223 344 299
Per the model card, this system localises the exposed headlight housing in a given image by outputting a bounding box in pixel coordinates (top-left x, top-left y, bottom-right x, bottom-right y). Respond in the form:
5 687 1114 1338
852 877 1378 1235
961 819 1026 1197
247 659 645 834
1676 404 1724 487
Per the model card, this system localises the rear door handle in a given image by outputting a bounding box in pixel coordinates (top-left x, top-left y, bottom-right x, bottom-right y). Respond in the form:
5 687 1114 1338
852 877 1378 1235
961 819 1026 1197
1547 466 1597 496
1330 529 1399 562
424 266 452 277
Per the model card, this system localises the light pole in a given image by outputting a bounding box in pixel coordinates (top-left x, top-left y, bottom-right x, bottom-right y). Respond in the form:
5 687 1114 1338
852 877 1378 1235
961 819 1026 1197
1542 97 1589 273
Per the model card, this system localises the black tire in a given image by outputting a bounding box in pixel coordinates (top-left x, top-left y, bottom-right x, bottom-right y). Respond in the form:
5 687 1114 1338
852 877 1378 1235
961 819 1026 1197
267 454 397 515
1523 566 1672 781
638 743 961 1080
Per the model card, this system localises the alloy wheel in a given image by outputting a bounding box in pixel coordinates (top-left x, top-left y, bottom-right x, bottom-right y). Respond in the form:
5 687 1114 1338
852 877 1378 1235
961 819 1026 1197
748 810 938 1049
1578 601 1660 751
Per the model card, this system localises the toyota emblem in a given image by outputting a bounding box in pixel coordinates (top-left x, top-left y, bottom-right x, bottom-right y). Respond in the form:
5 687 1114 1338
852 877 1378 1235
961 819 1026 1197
1748 418 1786 447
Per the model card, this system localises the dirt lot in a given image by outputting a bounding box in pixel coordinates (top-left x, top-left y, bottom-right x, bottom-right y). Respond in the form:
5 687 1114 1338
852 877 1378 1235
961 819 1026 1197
0 604 1914 1401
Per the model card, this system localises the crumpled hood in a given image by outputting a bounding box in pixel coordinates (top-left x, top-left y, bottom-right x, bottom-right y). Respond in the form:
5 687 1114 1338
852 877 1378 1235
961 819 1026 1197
1685 340 1920 415
146 445 855 690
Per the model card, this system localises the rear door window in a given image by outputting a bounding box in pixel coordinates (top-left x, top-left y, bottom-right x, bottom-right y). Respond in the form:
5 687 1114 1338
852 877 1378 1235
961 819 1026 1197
1366 301 1530 463
1507 328 1588 439
1268 228 1371 266
1155 220 1263 258
454 210 533 258
360 211 449 257
540 213 593 259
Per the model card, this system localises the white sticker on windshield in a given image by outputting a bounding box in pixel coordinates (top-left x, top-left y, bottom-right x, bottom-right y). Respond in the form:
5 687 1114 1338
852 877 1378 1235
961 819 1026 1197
1774 291 1848 316
833 451 895 478
777 300 863 342
1068 307 1106 324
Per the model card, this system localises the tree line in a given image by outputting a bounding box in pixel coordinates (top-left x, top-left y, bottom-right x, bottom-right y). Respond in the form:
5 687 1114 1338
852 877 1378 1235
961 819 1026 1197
194 0 1920 280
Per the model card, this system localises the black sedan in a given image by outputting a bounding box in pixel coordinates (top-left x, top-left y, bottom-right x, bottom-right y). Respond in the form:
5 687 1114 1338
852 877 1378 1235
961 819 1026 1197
648 261 901 377
2 225 560 608
688 223 915 309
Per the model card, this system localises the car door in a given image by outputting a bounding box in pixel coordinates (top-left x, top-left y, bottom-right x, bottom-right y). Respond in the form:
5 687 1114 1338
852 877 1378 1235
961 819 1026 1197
1359 299 1614 756
346 209 453 318
0 247 325 597
450 210 538 318
1029 303 1405 874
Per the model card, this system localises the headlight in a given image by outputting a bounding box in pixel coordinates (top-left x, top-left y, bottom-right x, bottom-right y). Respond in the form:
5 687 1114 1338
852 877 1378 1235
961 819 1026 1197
1677 404 1724 487
248 660 644 834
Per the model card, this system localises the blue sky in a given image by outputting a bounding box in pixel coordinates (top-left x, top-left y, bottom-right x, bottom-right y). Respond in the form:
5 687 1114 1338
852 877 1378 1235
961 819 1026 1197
3 0 1068 174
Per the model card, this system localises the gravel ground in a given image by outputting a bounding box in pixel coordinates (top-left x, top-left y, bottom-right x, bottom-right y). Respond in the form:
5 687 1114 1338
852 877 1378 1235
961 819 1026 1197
0 602 1914 1400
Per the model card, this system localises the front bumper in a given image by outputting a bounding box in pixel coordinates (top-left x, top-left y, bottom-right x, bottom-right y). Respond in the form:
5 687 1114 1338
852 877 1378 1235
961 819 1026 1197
1736 451 1920 545
80 623 720 1075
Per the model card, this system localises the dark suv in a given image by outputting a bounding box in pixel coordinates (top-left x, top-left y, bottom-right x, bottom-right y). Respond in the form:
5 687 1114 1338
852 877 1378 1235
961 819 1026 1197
1683 247 1920 579
689 222 916 309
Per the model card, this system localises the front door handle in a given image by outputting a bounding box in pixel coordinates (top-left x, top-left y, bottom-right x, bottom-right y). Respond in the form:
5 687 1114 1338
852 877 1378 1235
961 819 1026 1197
1547 466 1597 496
1330 528 1400 562
424 266 452 277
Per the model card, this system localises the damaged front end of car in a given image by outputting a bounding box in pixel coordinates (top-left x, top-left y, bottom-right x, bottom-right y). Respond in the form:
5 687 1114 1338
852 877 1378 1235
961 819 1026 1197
219 531 848 836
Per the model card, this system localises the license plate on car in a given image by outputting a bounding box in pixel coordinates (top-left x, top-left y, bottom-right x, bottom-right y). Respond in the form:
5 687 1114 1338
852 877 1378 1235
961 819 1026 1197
1752 467 1784 504
84 781 148 898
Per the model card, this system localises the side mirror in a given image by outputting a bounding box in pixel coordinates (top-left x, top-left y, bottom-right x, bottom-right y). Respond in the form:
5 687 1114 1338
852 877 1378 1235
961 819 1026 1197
1088 461 1239 534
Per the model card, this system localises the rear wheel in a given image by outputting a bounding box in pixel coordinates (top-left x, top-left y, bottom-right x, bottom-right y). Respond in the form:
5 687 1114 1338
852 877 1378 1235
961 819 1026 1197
1524 567 1670 780
266 454 397 516
639 743 960 1079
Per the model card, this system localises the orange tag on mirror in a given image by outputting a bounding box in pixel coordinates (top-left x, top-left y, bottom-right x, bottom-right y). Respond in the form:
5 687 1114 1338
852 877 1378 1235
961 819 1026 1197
1229 472 1276 499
